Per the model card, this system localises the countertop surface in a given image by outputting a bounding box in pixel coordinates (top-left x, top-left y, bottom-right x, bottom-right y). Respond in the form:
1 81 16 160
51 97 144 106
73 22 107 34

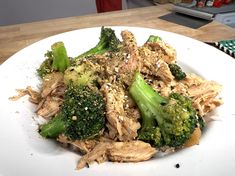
0 4 235 64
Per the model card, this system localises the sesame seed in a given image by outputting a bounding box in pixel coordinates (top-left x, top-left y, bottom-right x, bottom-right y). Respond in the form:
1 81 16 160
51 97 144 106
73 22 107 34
72 116 77 120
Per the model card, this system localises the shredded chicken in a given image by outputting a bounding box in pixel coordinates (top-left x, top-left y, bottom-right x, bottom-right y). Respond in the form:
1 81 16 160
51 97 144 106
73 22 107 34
41 72 64 98
119 30 141 74
36 72 66 119
139 48 174 84
36 96 63 119
101 83 140 141
183 74 223 116
9 86 41 104
57 135 98 154
76 140 157 170
144 41 176 64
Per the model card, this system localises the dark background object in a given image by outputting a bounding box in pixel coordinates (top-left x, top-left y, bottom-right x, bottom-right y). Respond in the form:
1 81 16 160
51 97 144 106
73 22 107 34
159 12 211 29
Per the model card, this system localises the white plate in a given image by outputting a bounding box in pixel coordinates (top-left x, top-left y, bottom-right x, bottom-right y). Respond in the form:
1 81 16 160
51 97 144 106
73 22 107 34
0 26 235 176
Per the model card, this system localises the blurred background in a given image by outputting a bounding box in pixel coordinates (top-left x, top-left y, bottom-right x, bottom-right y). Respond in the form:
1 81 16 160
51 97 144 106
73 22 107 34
0 0 155 26
0 0 234 28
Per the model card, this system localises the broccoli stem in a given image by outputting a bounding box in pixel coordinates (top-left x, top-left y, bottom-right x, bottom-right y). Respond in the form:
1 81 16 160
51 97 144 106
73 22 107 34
51 42 70 72
76 27 120 59
77 46 106 59
129 73 166 126
39 114 66 138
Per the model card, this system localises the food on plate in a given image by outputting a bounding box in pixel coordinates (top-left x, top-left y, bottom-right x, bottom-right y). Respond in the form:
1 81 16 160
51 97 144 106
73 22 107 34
12 27 223 170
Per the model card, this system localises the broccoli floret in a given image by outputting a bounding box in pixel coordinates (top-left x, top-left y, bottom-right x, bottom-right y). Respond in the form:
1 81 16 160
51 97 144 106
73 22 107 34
146 35 162 43
76 27 121 59
64 62 97 86
169 63 186 81
37 42 70 78
39 85 106 140
138 126 163 147
37 51 54 78
129 72 198 147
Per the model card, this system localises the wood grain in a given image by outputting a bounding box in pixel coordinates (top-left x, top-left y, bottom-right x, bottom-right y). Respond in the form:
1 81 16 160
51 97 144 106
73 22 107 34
0 4 235 64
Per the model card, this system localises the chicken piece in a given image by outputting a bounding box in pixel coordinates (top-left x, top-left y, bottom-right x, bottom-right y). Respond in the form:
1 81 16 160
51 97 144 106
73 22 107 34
181 74 204 87
57 135 98 154
155 60 174 84
41 72 64 98
36 72 66 119
187 80 222 97
171 81 188 96
138 47 174 84
101 83 140 141
107 140 157 162
9 86 41 104
36 96 63 119
138 47 160 75
188 80 223 116
144 41 176 64
118 30 142 84
151 80 172 97
77 142 110 170
76 140 157 170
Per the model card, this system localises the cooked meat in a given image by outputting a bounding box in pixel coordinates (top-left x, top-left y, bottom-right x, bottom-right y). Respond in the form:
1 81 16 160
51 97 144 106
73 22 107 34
144 41 176 64
151 80 173 97
187 79 223 116
101 83 140 141
57 135 98 154
41 72 64 98
181 74 204 87
107 140 157 162
36 72 66 119
139 47 160 74
139 47 174 84
36 96 63 119
119 30 142 84
151 79 189 98
76 140 157 170
154 60 174 84
187 80 222 97
9 86 41 104
171 81 188 96
76 142 109 170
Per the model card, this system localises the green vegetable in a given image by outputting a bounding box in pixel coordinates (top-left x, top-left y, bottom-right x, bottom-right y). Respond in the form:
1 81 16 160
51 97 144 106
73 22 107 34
64 62 97 86
37 42 70 78
39 114 66 138
138 126 163 148
129 72 198 147
39 85 106 140
76 26 121 59
51 42 70 72
37 51 54 78
146 35 162 43
169 63 186 81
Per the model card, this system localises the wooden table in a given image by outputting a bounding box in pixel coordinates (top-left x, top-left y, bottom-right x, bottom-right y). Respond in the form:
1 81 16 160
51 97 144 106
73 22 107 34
0 4 235 64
